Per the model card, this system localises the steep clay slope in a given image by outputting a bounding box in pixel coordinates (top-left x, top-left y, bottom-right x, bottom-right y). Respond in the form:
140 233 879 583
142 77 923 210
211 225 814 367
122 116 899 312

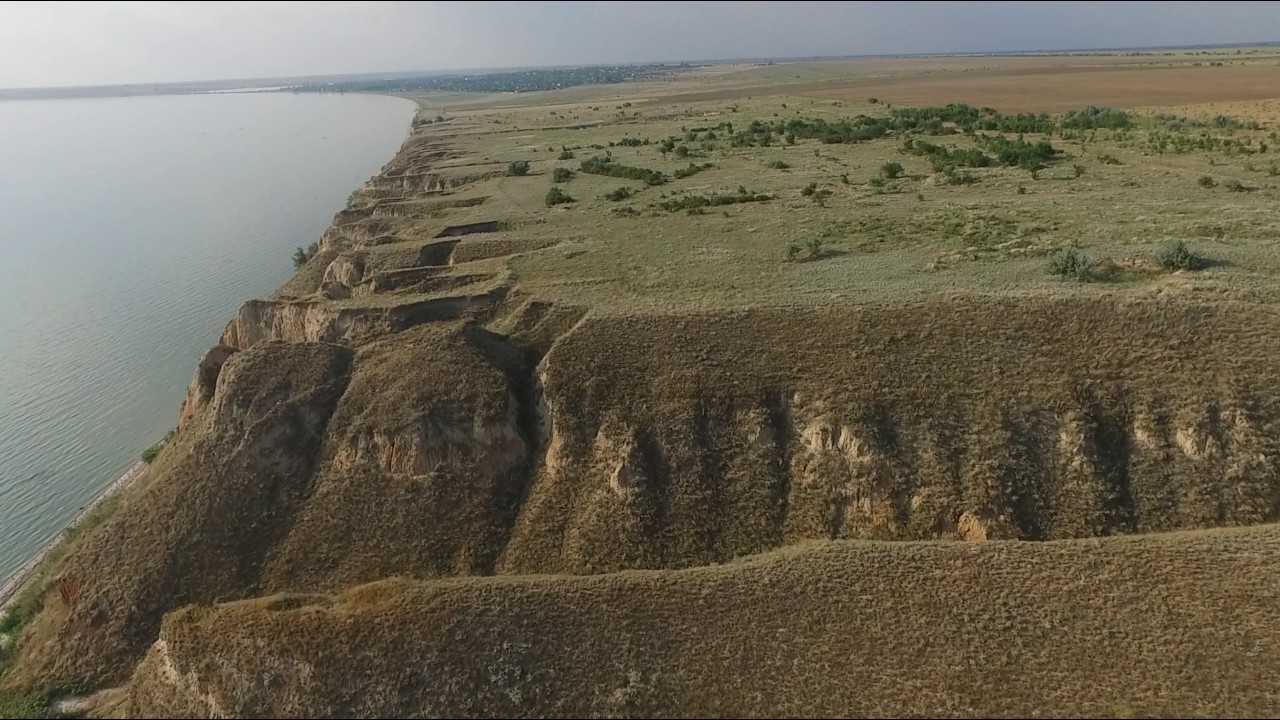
130 525 1280 718
5 342 356 690
11 298 1280 692
501 298 1280 574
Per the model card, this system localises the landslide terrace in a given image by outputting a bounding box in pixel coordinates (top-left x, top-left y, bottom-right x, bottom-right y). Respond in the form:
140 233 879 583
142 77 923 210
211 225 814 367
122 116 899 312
7 55 1280 718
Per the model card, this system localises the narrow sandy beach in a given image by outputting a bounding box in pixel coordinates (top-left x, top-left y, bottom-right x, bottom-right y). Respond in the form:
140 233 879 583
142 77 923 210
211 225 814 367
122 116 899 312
0 461 147 615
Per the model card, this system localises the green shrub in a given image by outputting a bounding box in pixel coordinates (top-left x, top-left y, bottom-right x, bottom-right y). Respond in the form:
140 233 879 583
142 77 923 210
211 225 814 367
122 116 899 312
672 162 713 179
1197 175 1217 188
805 236 824 258
654 189 771 213
1073 163 1085 177
506 160 530 176
545 187 575 206
801 182 818 196
558 150 575 160
291 241 319 269
785 242 801 261
141 429 176 464
1017 185 1027 195
0 606 27 634
1047 247 1093 281
580 156 668 185
1158 240 1206 271
1224 178 1247 192
552 167 575 183
881 162 904 179
768 160 791 169
604 186 633 201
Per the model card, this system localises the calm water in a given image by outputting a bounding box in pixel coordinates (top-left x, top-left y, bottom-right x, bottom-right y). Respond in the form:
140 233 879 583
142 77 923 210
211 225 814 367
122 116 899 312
0 92 415 580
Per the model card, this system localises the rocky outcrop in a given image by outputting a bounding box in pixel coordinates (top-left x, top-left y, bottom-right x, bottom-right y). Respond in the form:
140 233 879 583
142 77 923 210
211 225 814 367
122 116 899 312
217 293 503 350
175 344 235 430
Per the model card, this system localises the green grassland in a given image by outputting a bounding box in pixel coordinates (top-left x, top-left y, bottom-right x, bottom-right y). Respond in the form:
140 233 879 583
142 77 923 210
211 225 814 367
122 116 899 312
391 87 1280 316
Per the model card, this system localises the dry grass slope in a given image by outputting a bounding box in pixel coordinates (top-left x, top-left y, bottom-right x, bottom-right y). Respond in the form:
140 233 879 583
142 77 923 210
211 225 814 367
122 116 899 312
11 298 1280 697
131 524 1280 718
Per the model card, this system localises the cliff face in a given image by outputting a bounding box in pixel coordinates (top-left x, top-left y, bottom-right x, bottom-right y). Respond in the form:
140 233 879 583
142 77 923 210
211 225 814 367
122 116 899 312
13 296 1280 692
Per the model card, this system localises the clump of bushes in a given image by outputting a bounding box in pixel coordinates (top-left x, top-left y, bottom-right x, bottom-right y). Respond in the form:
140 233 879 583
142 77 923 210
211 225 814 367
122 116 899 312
580 156 668 185
506 160 531 176
545 187 575 206
292 241 319 269
881 161 904 179
979 135 1059 171
655 188 771 213
1198 175 1217 188
552 167 575 183
558 149 575 160
1157 240 1206 271
1224 178 1247 192
673 162 713 179
604 186 633 201
1047 247 1093 281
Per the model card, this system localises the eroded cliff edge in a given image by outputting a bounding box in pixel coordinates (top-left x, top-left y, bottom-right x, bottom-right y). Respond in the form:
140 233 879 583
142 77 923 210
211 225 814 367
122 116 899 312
6 113 1280 717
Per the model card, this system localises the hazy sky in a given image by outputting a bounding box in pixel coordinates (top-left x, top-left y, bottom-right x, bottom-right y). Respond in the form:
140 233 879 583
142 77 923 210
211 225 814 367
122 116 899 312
2 1 1279 88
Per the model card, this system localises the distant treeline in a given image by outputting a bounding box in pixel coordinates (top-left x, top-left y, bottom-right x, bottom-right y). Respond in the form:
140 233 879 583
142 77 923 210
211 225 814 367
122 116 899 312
286 64 684 94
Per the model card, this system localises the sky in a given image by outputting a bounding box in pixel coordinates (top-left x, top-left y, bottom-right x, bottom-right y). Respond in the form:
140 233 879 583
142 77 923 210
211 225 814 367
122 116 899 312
1 1 1279 88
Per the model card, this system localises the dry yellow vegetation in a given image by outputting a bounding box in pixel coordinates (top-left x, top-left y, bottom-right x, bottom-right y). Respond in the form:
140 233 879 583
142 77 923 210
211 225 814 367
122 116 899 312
7 49 1280 718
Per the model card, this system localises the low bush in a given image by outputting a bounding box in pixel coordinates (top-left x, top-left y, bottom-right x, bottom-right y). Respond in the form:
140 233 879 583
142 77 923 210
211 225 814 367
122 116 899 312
545 187 575 206
506 160 531 176
141 429 176 464
1047 247 1093 281
551 167 575 183
1157 240 1206 271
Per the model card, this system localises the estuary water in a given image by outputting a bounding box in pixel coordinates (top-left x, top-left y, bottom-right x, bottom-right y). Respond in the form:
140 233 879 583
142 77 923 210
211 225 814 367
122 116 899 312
0 91 416 580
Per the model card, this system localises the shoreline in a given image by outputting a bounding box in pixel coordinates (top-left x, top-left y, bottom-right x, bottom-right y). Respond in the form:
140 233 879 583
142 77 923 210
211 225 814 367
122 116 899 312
0 461 147 615
0 99 418 625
